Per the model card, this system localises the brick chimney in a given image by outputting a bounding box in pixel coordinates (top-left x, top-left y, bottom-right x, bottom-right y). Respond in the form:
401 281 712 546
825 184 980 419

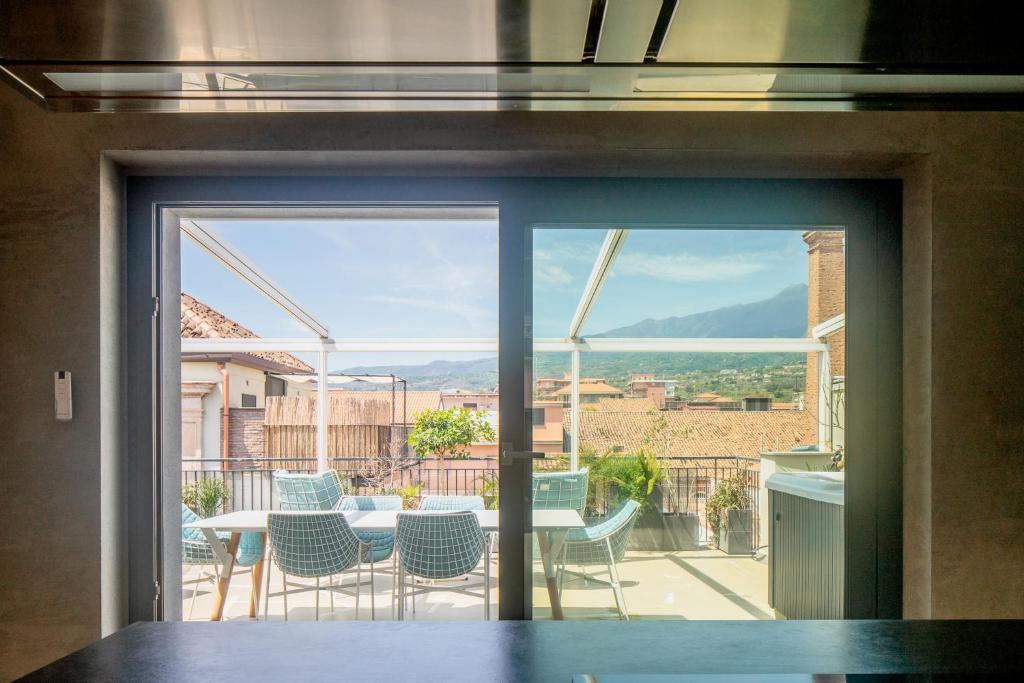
803 230 846 439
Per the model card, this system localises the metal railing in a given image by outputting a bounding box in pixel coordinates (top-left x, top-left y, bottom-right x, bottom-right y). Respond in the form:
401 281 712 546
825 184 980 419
181 455 759 547
181 457 497 511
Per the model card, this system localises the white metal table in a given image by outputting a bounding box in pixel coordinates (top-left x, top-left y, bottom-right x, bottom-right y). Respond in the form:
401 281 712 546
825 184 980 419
185 508 584 621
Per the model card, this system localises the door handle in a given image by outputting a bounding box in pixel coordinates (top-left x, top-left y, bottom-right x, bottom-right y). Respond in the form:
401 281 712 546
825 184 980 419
500 442 545 467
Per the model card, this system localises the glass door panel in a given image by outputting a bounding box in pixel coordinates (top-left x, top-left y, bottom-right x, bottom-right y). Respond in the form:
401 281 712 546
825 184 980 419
530 226 847 621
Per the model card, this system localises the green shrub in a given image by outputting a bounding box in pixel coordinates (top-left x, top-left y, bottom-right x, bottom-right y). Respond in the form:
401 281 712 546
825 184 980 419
584 447 666 514
705 471 752 539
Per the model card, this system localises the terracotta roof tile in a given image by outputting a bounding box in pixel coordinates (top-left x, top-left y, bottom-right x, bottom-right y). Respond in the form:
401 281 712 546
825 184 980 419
554 382 624 396
180 292 314 373
592 398 659 412
568 409 817 458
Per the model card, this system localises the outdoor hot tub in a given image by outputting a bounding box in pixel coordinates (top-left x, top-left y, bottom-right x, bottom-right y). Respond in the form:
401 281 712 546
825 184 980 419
766 471 845 619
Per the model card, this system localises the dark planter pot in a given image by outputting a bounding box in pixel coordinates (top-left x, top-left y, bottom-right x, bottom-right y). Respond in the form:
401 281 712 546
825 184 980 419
624 484 702 551
663 512 701 550
716 508 754 555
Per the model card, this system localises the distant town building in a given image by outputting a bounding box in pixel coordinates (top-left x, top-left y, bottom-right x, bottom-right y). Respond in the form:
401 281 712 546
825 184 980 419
535 372 608 400
686 392 740 411
180 293 314 469
627 373 678 409
554 380 625 405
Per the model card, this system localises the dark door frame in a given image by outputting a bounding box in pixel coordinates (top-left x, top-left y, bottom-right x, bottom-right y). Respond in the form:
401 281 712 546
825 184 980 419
126 176 901 622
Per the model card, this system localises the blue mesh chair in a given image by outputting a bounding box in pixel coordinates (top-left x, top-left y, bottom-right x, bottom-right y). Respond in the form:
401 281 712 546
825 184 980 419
273 470 345 511
181 504 225 619
557 499 641 620
395 511 491 620
339 495 403 617
419 495 485 511
338 495 403 561
264 511 374 621
420 495 493 580
533 467 589 516
181 504 265 620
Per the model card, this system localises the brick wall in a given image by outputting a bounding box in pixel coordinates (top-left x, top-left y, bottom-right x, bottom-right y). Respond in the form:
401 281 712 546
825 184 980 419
804 230 846 436
228 407 265 460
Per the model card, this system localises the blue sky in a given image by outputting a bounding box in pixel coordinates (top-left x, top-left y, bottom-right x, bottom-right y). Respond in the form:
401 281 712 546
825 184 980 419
182 221 808 367
532 228 809 337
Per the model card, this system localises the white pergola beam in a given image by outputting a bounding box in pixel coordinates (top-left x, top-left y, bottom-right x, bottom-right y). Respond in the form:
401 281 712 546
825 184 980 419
812 313 845 339
535 337 828 353
183 336 827 354
569 229 629 339
570 349 581 471
181 220 330 339
182 337 499 353
317 350 329 472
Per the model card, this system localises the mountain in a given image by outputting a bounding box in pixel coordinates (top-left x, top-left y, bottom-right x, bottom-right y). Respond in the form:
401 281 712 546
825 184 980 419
338 285 808 390
336 357 498 391
592 284 808 338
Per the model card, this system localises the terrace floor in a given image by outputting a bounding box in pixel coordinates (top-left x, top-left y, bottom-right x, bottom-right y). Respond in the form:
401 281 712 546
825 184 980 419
182 548 772 621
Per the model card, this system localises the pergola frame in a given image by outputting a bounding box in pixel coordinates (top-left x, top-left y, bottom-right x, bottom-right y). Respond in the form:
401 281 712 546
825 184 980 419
182 224 835 473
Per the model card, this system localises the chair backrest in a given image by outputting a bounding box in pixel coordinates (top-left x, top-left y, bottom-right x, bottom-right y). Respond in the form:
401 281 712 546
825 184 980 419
532 467 589 516
419 495 485 511
337 495 403 512
181 503 204 541
566 499 642 566
396 511 485 580
267 512 362 578
273 470 344 511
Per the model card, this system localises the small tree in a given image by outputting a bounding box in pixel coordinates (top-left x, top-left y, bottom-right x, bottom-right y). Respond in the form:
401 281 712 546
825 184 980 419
407 407 495 494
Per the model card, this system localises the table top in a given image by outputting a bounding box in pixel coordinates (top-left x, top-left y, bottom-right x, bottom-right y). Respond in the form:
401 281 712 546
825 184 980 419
20 620 1024 682
184 508 584 533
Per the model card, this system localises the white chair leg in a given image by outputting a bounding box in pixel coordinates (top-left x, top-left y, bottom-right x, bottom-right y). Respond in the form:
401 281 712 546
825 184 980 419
390 552 397 620
397 564 405 621
315 576 320 621
484 546 491 620
355 561 362 620
186 567 200 620
369 558 375 621
329 574 335 616
263 553 273 621
282 571 288 621
605 538 628 620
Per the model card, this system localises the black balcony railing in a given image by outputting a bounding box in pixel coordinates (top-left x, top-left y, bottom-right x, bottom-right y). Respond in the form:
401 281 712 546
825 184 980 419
181 455 759 548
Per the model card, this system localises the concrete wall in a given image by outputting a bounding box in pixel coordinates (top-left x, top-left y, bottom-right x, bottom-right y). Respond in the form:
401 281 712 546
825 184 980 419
1 81 1023 678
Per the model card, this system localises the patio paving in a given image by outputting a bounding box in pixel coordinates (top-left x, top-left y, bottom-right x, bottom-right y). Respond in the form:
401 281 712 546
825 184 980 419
182 548 771 621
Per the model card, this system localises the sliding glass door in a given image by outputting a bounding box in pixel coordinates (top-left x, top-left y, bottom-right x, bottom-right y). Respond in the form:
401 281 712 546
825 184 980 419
127 177 900 624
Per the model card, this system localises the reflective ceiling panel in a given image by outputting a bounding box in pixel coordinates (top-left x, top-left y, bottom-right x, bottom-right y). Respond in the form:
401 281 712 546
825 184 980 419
2 0 1023 111
658 0 1024 65
595 0 663 63
659 0 871 64
0 0 591 63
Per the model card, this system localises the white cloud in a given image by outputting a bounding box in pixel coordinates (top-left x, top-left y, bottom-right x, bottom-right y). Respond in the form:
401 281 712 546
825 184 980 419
614 251 775 282
534 263 573 287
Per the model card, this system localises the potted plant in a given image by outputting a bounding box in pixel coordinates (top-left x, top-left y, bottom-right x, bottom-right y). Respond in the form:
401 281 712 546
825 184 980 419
182 478 230 518
661 470 701 551
407 406 495 495
706 471 754 555
588 448 669 550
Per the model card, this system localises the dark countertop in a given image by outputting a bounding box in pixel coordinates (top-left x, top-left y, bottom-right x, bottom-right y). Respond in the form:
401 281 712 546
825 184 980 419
19 620 1024 682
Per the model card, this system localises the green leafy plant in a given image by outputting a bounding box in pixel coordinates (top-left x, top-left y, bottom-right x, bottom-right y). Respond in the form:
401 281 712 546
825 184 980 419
182 478 230 518
586 447 667 514
407 406 496 494
398 483 422 510
705 471 752 542
479 472 499 510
